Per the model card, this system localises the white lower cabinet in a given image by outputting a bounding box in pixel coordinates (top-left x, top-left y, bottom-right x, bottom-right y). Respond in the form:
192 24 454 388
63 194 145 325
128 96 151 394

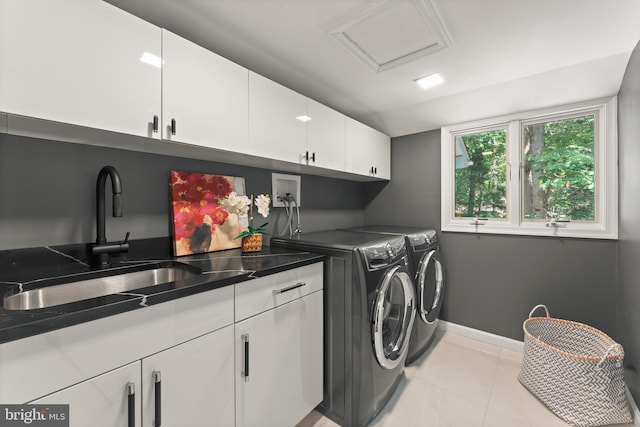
31 325 235 427
4 263 323 427
142 325 235 427
236 292 323 427
234 263 324 427
32 362 142 427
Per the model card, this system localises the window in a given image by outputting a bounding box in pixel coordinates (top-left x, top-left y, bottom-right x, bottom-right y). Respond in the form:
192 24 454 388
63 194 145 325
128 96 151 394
521 114 596 222
454 127 508 219
441 98 617 239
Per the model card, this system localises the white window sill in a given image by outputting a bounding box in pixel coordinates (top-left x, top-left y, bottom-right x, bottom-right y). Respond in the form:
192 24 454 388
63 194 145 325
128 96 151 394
442 221 617 240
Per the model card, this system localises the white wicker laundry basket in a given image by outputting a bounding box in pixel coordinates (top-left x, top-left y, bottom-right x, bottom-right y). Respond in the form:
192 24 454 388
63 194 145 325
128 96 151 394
518 305 632 427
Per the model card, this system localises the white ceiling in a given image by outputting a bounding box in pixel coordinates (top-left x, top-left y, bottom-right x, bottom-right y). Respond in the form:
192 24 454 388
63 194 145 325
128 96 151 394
105 0 640 137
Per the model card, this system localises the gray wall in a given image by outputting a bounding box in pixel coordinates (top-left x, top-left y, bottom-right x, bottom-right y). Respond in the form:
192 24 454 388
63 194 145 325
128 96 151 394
617 39 640 402
364 129 617 340
0 133 367 250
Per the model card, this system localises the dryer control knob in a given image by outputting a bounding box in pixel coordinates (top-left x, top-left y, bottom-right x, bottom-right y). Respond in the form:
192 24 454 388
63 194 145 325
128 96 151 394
385 243 395 258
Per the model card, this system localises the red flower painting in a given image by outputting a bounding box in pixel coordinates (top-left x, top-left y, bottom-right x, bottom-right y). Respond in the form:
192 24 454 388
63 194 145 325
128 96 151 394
170 171 246 256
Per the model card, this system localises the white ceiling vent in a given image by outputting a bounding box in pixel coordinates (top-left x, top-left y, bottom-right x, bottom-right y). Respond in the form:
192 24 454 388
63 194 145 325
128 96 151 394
329 0 452 73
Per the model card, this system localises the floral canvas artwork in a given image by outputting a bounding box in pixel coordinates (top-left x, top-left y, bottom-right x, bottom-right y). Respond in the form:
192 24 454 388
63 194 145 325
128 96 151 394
170 170 247 256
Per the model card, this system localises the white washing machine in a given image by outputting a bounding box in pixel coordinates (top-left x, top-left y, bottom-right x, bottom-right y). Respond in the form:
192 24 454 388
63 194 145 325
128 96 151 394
343 226 445 364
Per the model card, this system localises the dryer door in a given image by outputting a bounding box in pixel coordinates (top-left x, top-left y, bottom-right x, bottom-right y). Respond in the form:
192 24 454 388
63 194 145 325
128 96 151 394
372 265 416 370
416 250 444 325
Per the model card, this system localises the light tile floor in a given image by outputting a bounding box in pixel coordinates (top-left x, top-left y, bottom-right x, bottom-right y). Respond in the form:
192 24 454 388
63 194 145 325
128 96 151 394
296 331 635 427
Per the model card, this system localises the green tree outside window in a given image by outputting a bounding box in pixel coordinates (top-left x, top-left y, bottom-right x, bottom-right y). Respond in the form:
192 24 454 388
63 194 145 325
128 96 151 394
522 115 595 221
454 129 507 218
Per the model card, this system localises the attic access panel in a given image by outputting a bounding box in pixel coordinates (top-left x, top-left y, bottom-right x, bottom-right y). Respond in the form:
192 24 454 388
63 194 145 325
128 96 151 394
329 0 452 73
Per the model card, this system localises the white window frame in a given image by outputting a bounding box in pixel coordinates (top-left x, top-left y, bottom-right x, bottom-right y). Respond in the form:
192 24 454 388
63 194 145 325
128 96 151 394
441 97 618 239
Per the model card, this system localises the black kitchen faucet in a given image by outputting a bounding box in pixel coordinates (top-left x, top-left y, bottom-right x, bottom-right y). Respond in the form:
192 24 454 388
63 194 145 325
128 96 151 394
92 165 129 267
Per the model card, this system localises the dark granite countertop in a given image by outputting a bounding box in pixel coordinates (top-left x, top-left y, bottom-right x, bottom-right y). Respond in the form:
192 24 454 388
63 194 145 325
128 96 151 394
0 237 323 344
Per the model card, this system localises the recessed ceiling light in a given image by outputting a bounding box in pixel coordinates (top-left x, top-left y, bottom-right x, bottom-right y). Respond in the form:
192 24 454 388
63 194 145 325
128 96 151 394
416 73 444 90
296 115 312 122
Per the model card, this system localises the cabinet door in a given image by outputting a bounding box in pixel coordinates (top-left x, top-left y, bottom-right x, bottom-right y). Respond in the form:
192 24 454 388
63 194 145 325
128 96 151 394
32 361 141 427
248 72 308 163
0 0 161 139
370 127 391 179
235 291 323 427
162 30 249 152
142 325 235 427
346 118 391 179
307 99 346 171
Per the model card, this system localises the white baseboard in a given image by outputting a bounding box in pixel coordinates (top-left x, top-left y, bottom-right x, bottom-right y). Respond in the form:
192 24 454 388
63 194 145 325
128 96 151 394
437 320 524 353
438 320 640 425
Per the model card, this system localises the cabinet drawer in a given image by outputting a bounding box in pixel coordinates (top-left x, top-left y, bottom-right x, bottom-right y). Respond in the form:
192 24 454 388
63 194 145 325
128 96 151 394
234 262 322 322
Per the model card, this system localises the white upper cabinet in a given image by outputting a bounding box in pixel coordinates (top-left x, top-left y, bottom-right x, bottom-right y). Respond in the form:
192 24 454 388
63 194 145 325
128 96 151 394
0 0 161 139
307 99 346 171
0 1 390 181
248 75 349 171
346 117 391 179
248 72 308 163
162 30 249 152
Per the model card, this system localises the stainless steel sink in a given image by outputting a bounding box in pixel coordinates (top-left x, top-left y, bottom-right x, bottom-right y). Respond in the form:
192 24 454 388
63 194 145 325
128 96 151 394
3 262 206 311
